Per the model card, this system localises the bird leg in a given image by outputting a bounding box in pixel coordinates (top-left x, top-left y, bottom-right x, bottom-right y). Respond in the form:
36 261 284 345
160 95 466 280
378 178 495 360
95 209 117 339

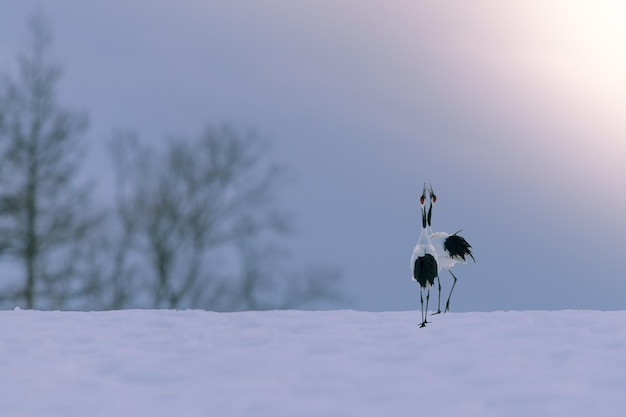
444 270 459 313
419 288 426 327
419 288 431 327
432 276 442 315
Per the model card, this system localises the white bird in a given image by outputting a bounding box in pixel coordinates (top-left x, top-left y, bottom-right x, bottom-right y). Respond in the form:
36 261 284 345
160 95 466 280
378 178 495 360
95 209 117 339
410 184 440 328
426 184 475 314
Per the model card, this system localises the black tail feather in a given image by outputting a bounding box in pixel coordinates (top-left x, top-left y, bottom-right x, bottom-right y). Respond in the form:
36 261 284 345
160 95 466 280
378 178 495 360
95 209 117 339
444 233 475 262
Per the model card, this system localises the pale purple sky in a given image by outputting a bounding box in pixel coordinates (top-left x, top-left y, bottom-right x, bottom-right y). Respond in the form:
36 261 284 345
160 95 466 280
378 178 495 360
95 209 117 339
2 1 626 311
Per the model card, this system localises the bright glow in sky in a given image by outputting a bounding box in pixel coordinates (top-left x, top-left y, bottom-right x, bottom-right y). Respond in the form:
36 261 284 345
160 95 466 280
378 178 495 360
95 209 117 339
391 1 626 203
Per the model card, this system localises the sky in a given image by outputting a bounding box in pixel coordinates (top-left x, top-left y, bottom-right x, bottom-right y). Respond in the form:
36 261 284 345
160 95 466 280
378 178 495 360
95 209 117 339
1 1 625 311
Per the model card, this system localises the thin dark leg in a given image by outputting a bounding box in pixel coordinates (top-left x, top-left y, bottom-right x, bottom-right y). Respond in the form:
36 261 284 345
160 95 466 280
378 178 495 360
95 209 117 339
424 289 430 324
432 276 442 315
444 270 459 313
419 288 426 327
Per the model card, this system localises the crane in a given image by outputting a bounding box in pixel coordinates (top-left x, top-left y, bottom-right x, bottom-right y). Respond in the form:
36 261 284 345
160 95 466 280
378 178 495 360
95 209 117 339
427 184 475 313
410 184 440 327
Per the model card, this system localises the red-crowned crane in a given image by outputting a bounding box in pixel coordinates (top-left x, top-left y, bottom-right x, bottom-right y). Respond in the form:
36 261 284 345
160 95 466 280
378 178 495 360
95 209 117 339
410 184 440 327
427 184 475 313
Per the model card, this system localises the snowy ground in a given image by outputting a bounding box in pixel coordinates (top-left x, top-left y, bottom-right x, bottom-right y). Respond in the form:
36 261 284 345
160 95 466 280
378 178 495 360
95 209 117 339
1 309 625 417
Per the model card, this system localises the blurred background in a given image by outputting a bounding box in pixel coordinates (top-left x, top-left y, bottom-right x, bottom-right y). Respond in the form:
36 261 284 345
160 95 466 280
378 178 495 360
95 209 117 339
1 1 625 311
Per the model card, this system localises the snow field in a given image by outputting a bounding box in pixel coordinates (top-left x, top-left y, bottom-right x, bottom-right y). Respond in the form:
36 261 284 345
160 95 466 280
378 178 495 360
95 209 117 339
0 309 625 416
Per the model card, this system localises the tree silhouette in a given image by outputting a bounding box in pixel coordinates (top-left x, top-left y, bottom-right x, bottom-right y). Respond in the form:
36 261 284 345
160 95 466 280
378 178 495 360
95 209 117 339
0 12 345 311
0 12 101 309
107 126 344 310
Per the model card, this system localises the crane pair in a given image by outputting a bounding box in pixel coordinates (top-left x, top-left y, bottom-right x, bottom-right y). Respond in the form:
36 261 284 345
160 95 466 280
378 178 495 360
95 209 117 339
411 184 475 328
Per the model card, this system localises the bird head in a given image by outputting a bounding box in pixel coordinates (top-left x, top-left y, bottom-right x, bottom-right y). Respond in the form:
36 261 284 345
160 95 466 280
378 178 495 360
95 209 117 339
426 183 437 228
420 183 427 228
419 183 427 208
428 183 437 206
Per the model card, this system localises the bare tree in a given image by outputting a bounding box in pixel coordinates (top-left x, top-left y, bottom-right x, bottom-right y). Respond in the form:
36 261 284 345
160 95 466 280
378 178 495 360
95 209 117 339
108 126 344 310
0 13 344 311
0 13 101 309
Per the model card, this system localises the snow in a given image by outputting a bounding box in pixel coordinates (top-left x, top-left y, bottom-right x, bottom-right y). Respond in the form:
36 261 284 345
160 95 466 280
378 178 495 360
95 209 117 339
1 309 625 416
